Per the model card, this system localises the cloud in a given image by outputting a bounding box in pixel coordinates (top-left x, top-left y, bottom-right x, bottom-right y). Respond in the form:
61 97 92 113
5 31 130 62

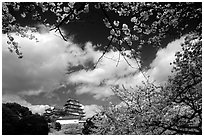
147 36 185 83
67 43 140 99
65 42 102 68
83 104 102 118
2 24 186 104
2 94 50 115
36 24 50 34
66 36 185 100
75 85 114 100
29 105 50 115
2 32 69 96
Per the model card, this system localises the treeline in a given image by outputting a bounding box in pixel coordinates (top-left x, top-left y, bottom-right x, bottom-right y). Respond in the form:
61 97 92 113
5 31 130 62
2 98 86 135
2 103 49 135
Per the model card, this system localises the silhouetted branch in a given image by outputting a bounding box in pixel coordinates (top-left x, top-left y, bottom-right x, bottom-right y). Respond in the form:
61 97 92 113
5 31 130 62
103 55 121 62
121 54 138 69
57 27 67 41
93 36 113 69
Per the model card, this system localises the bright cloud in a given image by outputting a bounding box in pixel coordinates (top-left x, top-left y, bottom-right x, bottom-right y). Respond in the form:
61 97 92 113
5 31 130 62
66 36 185 100
83 104 102 118
2 94 50 115
2 32 69 96
75 85 114 100
65 42 101 68
67 44 140 99
147 36 185 83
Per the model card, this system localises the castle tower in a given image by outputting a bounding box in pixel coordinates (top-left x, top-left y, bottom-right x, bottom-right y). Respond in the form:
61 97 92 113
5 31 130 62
63 98 85 119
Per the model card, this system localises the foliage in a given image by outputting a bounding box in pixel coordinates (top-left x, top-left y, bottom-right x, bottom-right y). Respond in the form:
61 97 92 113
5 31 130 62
47 121 62 133
82 33 202 135
54 122 62 131
2 103 23 135
82 83 165 135
48 121 61 132
82 118 98 134
2 2 201 64
18 114 49 135
162 33 202 134
48 123 84 135
2 103 49 135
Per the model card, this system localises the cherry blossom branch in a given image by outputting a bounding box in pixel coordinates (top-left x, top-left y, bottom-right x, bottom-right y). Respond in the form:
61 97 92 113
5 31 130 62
100 3 149 82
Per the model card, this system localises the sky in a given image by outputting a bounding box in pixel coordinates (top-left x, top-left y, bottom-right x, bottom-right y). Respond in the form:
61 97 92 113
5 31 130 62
2 27 185 117
2 3 187 118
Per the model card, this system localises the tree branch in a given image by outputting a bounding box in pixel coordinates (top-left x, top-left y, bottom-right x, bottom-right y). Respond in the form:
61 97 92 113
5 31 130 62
92 36 113 69
57 27 67 41
50 3 86 31
100 3 149 83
